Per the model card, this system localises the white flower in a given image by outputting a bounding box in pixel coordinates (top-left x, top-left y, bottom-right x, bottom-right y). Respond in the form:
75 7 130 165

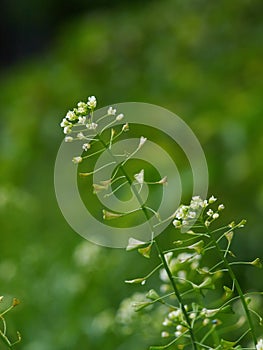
134 169 144 184
205 220 210 227
78 116 87 125
107 106 116 115
60 118 70 127
218 204 225 211
82 143 90 151
87 96 97 109
190 196 205 209
168 309 182 320
77 132 85 140
161 331 170 338
72 156 82 164
207 209 213 217
175 205 188 220
256 339 263 350
209 195 217 204
77 102 87 114
138 136 147 148
63 125 72 134
65 136 73 142
86 122 98 130
212 213 219 219
173 219 181 228
175 331 182 337
192 196 201 201
162 318 172 326
116 113 124 121
188 211 196 219
66 110 77 121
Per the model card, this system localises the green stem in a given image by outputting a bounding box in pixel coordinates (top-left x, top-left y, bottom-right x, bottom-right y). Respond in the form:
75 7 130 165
97 135 198 350
97 135 153 237
209 230 257 346
154 243 198 350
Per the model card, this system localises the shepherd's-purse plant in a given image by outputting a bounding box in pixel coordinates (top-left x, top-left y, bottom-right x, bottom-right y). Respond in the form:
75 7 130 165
60 96 263 350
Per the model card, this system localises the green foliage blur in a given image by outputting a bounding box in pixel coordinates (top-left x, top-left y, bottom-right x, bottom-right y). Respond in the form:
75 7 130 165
0 0 262 348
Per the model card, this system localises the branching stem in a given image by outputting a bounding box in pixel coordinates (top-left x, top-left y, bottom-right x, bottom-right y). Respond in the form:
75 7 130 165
96 135 198 350
209 229 257 346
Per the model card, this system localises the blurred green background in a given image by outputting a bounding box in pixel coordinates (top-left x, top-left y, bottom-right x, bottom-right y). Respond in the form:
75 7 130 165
0 0 263 348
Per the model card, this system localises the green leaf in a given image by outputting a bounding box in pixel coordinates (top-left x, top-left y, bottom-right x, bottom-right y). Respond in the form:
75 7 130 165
250 257 262 268
228 250 236 257
92 183 109 194
202 305 233 318
126 238 148 251
132 301 152 311
220 338 236 349
102 209 123 220
223 285 233 297
138 243 152 258
146 289 161 301
196 267 212 275
188 240 204 254
202 307 220 317
197 277 215 290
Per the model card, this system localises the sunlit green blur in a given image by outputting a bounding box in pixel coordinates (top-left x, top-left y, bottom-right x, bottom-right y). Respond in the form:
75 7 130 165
0 0 262 348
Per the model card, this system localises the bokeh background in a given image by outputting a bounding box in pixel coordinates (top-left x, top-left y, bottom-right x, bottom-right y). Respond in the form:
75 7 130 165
0 0 262 348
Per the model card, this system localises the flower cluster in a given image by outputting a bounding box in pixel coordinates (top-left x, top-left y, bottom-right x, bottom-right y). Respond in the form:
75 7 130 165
172 195 224 229
58 96 262 349
161 304 224 341
60 95 127 164
161 308 187 338
60 96 97 135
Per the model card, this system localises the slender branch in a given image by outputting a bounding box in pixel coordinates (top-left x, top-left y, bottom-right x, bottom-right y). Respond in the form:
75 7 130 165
208 229 257 346
96 134 199 349
154 243 198 350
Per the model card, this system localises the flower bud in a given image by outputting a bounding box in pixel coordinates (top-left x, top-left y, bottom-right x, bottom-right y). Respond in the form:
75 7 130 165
72 156 82 164
122 123 129 132
116 113 124 121
12 298 20 307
